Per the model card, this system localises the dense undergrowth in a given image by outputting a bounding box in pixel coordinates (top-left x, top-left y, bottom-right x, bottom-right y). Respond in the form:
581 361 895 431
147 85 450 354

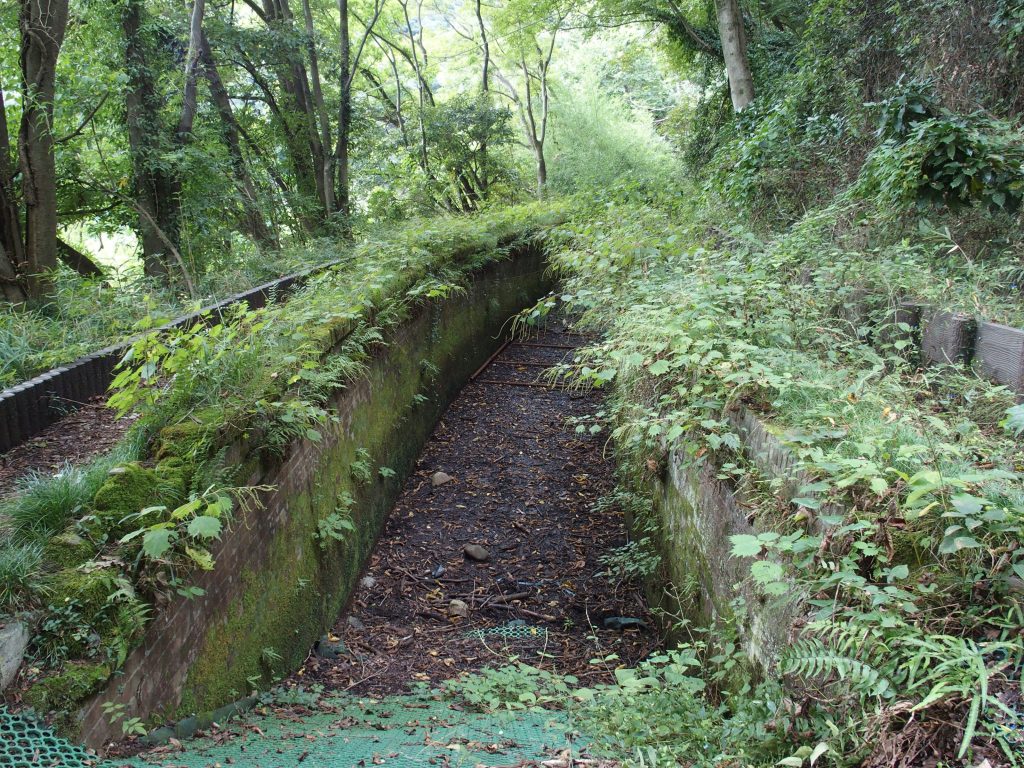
2 0 1024 763
504 1 1024 766
0 202 565 726
534 190 1024 766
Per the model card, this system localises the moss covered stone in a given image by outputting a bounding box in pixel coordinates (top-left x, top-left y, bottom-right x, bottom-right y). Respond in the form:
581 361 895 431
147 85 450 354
46 566 113 617
44 529 96 569
91 463 161 539
155 457 191 500
154 408 225 462
24 662 110 716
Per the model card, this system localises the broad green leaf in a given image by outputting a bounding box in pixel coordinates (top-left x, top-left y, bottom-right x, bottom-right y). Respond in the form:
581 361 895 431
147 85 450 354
185 546 215 570
730 534 762 558
951 494 985 516
886 564 909 582
142 529 174 559
647 359 671 375
187 515 223 539
171 498 203 521
750 560 785 584
809 743 829 766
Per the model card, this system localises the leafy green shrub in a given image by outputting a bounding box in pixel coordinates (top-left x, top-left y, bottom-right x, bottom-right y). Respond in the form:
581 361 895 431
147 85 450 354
574 649 733 767
860 110 1024 213
453 662 576 712
548 192 1024 763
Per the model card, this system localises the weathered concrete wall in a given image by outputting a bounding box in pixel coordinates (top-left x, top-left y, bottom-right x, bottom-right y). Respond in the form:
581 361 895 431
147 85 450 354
75 248 550 749
646 408 812 685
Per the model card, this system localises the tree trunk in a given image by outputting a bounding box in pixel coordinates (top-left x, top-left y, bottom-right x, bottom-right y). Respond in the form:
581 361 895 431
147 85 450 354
475 0 490 198
56 238 104 278
260 0 327 225
0 88 27 304
536 149 547 197
19 0 69 299
302 0 336 214
123 0 172 279
476 0 489 93
199 34 278 248
176 0 207 139
336 0 351 222
714 0 755 112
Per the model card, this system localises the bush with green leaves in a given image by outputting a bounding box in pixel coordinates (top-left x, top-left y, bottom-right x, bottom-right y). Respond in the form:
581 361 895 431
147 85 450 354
545 189 1024 764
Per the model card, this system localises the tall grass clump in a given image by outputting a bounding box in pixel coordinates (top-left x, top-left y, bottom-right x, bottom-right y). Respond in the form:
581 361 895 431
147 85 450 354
0 539 45 613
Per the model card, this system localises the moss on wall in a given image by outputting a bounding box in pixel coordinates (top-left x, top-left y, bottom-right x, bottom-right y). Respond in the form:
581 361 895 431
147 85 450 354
177 250 548 714
72 248 550 741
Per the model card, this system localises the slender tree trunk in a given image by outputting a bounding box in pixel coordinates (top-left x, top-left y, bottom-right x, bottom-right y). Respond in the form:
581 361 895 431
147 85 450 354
177 0 207 138
334 0 384 226
0 88 28 304
19 0 69 299
714 0 755 111
474 0 491 198
56 238 104 278
261 0 327 224
302 0 336 213
199 34 278 248
336 0 351 221
123 0 171 278
476 0 489 93
398 0 430 172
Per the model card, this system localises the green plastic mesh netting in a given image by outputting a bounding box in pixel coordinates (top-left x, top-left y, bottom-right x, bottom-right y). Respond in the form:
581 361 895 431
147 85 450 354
467 620 548 641
2 691 582 768
0 705 108 767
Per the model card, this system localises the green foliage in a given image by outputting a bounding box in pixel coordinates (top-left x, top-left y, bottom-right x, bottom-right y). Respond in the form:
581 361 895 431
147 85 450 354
453 662 577 712
548 177 1024 761
861 110 1024 214
549 75 678 197
599 537 661 583
1004 404 1024 437
118 485 268 575
349 449 373 485
315 491 356 548
419 95 517 212
573 648 730 767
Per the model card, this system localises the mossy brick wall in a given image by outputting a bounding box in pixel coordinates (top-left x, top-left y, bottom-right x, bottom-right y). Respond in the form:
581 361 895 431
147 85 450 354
75 247 550 749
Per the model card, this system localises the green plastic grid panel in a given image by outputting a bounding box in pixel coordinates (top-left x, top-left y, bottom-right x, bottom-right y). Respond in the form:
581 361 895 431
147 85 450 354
467 620 548 642
0 705 110 767
113 692 580 768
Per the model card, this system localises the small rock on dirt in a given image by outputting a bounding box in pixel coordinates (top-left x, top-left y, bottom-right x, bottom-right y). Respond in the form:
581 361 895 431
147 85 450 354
347 615 365 630
315 634 347 659
431 471 453 487
448 599 469 618
463 543 490 562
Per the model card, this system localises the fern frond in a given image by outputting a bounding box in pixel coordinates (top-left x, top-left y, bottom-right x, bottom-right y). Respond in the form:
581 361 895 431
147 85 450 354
781 637 891 698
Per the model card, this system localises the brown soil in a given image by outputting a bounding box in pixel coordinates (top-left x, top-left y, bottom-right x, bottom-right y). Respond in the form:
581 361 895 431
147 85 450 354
290 323 655 697
0 397 136 497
